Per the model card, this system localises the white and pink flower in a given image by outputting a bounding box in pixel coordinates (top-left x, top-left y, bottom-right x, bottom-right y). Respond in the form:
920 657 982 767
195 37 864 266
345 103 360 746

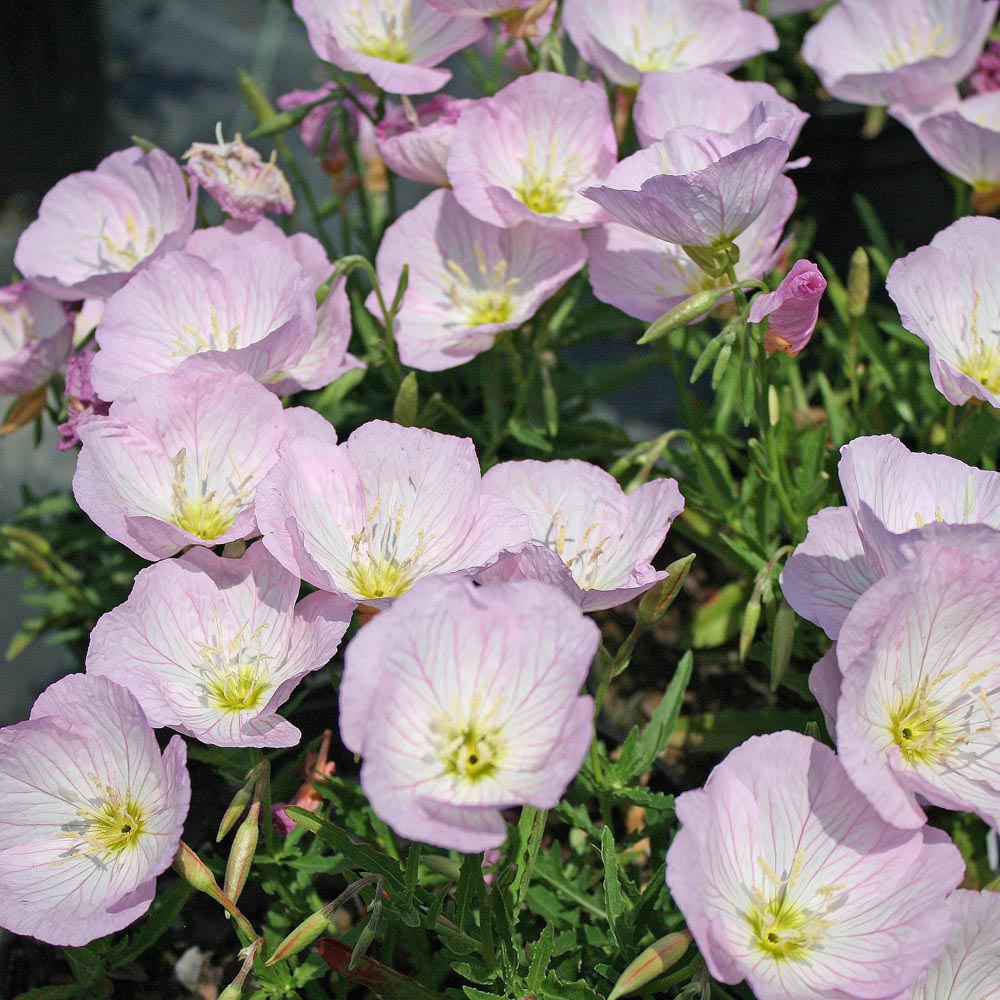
370 188 585 370
667 731 964 1000
478 460 684 610
0 674 190 946
74 368 290 561
376 94 474 187
0 282 72 396
447 72 617 229
87 543 353 748
339 575 598 851
256 419 529 605
14 147 197 301
293 0 485 95
562 0 777 87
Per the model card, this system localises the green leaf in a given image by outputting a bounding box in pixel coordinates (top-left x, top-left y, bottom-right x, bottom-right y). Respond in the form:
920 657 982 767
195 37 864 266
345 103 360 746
600 826 627 948
527 924 556 995
538 971 604 1000
285 808 405 891
462 988 505 1000
508 417 553 452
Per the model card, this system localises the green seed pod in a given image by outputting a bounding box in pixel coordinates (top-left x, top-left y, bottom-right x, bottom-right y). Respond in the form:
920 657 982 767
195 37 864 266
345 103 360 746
217 761 268 843
638 554 695 626
265 904 338 967
637 290 722 344
224 802 260 905
608 932 692 1000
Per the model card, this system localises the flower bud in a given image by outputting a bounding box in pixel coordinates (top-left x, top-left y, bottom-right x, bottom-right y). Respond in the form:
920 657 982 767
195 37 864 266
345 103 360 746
846 247 870 318
608 932 692 1000
266 902 339 966
224 801 261 905
749 260 826 357
769 600 797 693
218 762 269 842
173 841 224 899
637 554 695 626
637 290 723 344
393 372 420 428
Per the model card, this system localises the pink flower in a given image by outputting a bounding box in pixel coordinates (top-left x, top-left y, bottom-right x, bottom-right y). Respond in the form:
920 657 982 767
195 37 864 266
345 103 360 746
667 731 964 1000
14 147 197 301
583 117 791 252
339 575 598 851
87 543 353 747
887 216 1000 407
0 674 190 946
908 890 1000 999
256 419 529 605
969 39 1000 92
184 219 362 394
184 127 294 222
633 69 807 149
562 0 777 87
57 348 111 450
478 460 684 611
447 72 617 229
802 0 999 108
748 259 826 356
376 94 473 187
73 368 291 561
277 83 340 155
836 542 1000 830
370 188 585 370
0 282 72 396
91 239 317 400
293 0 485 95
584 176 795 323
781 434 1000 639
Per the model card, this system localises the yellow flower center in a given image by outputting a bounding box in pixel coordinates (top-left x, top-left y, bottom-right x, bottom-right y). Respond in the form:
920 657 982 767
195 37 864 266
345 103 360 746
168 447 254 542
958 341 1000 395
516 173 569 216
883 23 953 69
466 290 515 326
345 556 413 600
203 660 270 713
444 243 521 329
888 688 963 766
545 518 610 590
439 720 504 782
75 787 147 857
95 210 158 271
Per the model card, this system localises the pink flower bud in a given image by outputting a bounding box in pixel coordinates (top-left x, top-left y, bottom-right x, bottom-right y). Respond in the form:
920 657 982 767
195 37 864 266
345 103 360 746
748 259 826 357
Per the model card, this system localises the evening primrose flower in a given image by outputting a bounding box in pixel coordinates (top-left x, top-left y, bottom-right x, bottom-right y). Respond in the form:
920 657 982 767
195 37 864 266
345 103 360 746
584 176 795 323
836 543 1000 830
369 188 586 370
0 674 190 946
0 282 72 396
888 217 1000 407
666 731 964 1000
73 369 290 561
562 0 777 88
183 126 294 222
92 239 317 400
256 420 529 605
782 434 1000 639
909 890 1000 1000
339 575 598 851
447 72 617 230
293 0 485 95
802 0 999 108
376 94 473 187
14 146 196 300
748 259 826 357
478 460 684 610
87 543 354 747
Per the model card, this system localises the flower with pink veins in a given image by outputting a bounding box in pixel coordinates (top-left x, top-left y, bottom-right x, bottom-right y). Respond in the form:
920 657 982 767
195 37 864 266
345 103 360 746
87 543 353 748
908 890 1000 999
892 91 1000 195
887 216 1000 408
57 348 111 450
802 0 999 108
782 433 1000 639
256 419 529 606
0 674 190 946
562 0 777 88
369 188 585 370
666 731 964 1000
583 117 791 258
73 369 290 561
585 176 795 323
447 72 617 230
184 219 362 394
0 282 72 396
748 258 826 357
14 146 197 301
292 0 485 95
183 126 294 222
376 94 474 186
91 239 317 400
339 575 598 851
633 69 807 149
477 460 684 611
836 542 1000 830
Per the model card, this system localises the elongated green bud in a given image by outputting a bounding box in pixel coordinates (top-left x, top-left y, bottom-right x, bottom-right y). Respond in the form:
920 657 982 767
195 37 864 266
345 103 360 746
769 600 797 693
846 247 870 318
419 855 462 881
608 932 691 1000
637 554 695 626
173 841 224 899
711 341 734 390
217 762 268 843
266 902 340 966
238 68 277 126
637 290 722 345
393 372 419 428
224 802 260 905
739 594 762 663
